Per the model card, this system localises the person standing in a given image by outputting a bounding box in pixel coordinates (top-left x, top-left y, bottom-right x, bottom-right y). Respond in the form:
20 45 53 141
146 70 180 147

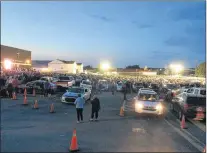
90 95 101 121
74 94 85 123
44 80 50 97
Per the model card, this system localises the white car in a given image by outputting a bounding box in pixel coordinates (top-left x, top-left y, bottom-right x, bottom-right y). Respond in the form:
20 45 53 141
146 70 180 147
80 80 92 90
116 81 123 91
61 87 91 104
134 90 164 117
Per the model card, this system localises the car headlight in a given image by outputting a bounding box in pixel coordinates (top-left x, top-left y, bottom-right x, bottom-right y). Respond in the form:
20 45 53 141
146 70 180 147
135 102 144 109
156 104 163 110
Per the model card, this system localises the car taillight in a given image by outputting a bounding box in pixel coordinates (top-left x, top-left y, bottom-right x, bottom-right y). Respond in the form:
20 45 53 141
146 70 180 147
184 104 188 111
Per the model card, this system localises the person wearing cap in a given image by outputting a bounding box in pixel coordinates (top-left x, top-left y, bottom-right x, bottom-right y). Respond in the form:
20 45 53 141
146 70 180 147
90 95 101 121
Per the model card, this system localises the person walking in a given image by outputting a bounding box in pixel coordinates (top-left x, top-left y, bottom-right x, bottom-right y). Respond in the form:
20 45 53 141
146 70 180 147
74 94 85 123
90 95 101 121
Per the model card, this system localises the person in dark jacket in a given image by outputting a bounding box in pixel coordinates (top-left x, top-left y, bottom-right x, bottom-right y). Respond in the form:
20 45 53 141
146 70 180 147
90 95 101 121
7 83 13 98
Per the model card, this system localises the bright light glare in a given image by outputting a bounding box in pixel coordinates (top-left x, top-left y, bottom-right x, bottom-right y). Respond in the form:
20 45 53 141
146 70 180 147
4 59 12 70
135 103 144 109
169 64 184 73
156 104 163 110
101 62 110 71
26 60 30 64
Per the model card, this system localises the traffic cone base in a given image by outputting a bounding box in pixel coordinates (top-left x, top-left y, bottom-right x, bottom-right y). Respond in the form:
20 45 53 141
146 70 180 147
33 100 39 109
12 92 17 100
50 104 55 113
119 106 124 117
181 115 187 129
69 129 79 152
22 96 28 106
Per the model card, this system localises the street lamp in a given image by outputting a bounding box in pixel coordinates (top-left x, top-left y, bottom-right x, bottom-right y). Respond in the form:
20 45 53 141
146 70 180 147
169 64 184 75
100 62 110 71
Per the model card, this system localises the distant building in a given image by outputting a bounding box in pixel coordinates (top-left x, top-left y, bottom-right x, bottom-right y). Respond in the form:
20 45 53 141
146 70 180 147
48 59 77 74
117 69 157 76
76 63 83 73
1 45 32 69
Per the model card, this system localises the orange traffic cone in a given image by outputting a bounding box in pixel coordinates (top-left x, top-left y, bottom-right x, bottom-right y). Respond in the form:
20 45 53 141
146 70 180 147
119 106 124 117
33 100 39 109
12 92 17 100
50 103 55 113
69 129 79 152
181 114 187 129
23 95 28 105
24 88 27 96
33 88 36 97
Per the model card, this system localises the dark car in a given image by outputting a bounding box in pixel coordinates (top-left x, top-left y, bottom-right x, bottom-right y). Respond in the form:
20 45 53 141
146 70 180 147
170 93 206 121
149 83 159 93
132 83 144 93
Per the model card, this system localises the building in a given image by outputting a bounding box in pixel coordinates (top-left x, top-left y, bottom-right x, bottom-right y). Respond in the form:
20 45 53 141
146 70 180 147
1 45 32 69
76 63 83 73
48 59 77 74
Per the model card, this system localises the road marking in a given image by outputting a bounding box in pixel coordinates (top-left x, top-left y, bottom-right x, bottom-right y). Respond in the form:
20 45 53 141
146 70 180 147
167 110 206 145
132 128 146 133
188 118 206 132
164 119 204 152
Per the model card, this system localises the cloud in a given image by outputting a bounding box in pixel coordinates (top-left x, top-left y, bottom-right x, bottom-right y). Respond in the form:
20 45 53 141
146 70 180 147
169 2 205 21
164 36 190 47
88 14 113 22
131 21 153 29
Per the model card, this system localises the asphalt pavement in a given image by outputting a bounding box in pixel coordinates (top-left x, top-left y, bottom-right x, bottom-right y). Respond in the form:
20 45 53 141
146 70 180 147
1 92 205 152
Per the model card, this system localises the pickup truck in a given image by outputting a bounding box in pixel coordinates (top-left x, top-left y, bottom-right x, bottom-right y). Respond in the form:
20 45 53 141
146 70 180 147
52 76 75 88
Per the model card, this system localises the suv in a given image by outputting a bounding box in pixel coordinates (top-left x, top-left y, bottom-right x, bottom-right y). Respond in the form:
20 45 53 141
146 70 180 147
135 90 164 117
170 93 206 121
186 87 206 97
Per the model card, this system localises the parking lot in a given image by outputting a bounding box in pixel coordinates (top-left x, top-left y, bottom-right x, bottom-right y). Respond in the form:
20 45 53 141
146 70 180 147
1 92 205 152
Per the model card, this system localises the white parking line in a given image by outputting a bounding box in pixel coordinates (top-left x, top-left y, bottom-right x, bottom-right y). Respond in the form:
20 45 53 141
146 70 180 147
164 119 204 152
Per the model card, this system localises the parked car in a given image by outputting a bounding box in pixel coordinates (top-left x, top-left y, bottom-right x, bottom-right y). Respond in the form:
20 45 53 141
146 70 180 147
80 80 92 90
132 82 144 93
61 87 91 104
170 93 206 121
52 76 75 90
19 80 57 94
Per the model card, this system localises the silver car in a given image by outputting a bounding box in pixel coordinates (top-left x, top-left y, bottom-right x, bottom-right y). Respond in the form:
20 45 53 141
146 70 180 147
135 90 164 117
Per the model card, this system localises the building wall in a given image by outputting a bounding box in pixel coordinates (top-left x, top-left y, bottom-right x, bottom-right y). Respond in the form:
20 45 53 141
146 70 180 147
77 64 83 73
1 45 32 68
48 60 76 73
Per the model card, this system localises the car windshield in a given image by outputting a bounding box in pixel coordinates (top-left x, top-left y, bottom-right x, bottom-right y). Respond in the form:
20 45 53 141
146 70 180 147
138 93 158 101
68 88 84 93
151 84 158 88
82 81 91 85
166 84 178 89
117 82 122 86
59 77 70 80
200 90 206 95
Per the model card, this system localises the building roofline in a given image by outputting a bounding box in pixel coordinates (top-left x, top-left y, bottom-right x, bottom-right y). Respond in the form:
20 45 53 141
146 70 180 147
1 44 32 52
